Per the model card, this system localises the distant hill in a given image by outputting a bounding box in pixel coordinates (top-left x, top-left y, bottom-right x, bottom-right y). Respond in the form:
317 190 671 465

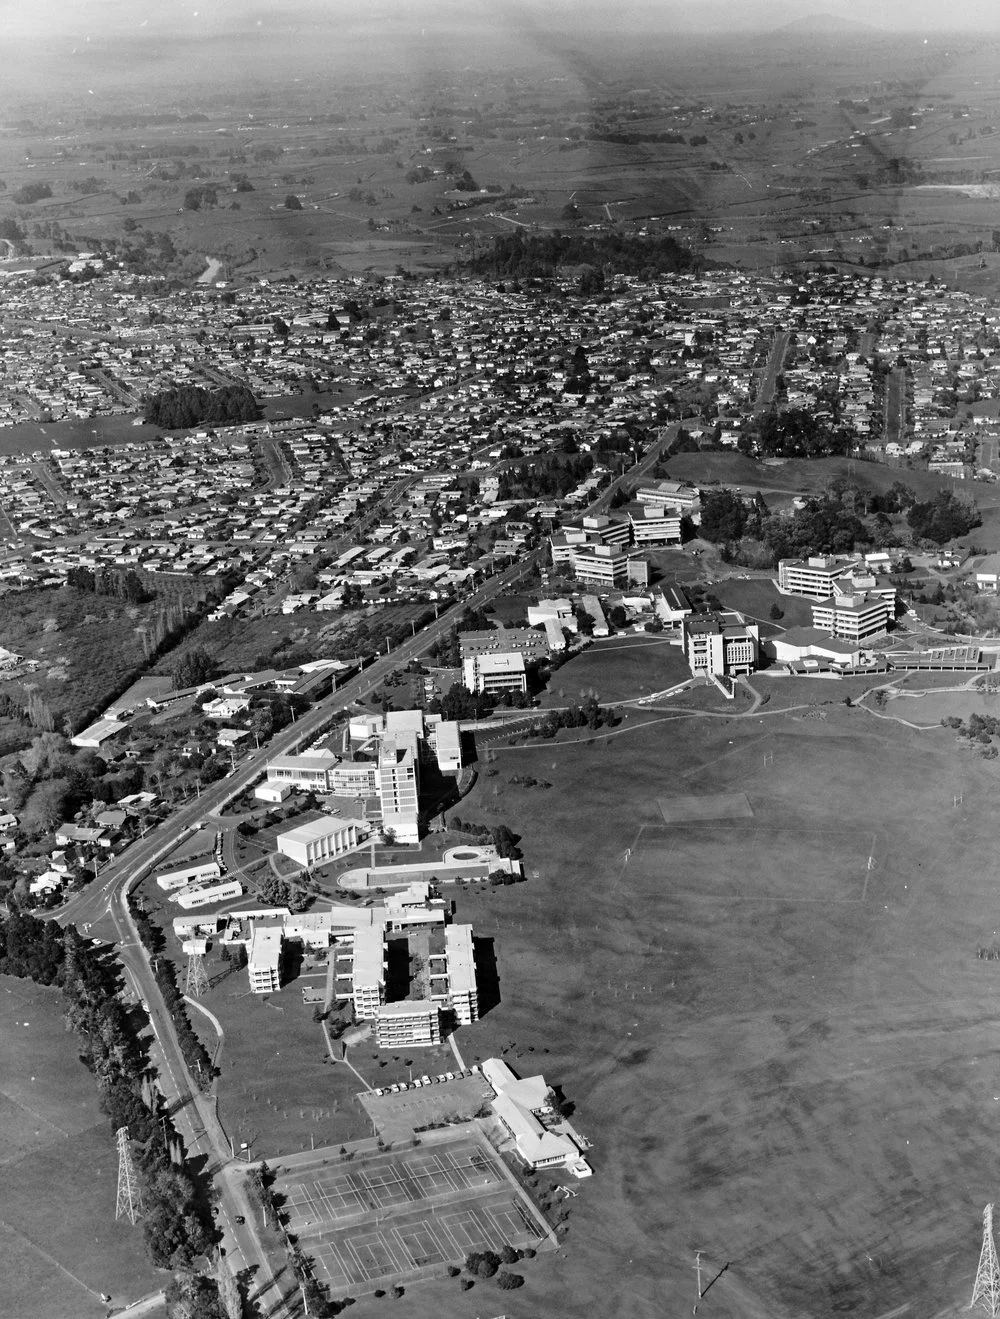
775 12 881 34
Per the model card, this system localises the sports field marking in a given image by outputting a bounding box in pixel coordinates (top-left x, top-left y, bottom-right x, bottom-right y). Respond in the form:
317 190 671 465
393 1221 447 1267
345 1229 404 1279
439 1208 480 1249
312 1240 352 1288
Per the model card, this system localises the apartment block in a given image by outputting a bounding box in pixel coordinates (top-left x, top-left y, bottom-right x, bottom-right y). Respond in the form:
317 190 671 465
247 924 283 994
351 924 386 1017
627 502 682 546
378 739 420 843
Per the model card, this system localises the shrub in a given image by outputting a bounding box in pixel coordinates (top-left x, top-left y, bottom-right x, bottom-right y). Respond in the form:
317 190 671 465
496 1271 524 1290
499 1243 519 1264
460 1278 474 1291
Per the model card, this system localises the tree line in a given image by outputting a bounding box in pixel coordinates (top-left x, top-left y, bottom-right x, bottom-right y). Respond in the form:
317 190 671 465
466 230 705 281
0 909 218 1274
143 384 261 429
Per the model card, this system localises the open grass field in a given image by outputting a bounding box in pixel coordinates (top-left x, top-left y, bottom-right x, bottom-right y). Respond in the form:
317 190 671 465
424 686 1000 1319
541 635 692 706
0 976 164 1319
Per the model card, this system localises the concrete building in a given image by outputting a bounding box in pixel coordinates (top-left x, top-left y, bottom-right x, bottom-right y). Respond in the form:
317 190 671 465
266 749 337 791
247 923 283 994
778 556 846 599
379 739 420 843
427 718 462 774
156 860 222 891
351 924 386 1017
375 999 442 1047
442 924 478 1024
627 502 682 546
462 652 527 696
811 592 891 642
682 611 759 678
571 542 628 587
634 479 701 517
174 879 244 909
276 816 366 867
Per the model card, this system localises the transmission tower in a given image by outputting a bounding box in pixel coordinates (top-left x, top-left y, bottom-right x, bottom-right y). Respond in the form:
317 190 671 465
115 1126 142 1225
970 1204 1000 1315
182 937 209 997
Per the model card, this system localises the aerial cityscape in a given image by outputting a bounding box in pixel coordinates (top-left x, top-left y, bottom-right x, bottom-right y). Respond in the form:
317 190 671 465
11 3 1000 1318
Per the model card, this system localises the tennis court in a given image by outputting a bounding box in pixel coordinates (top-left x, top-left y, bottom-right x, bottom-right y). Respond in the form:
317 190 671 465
271 1133 551 1291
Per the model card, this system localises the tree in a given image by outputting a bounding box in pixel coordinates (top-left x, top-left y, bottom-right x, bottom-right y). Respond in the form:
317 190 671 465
768 602 784 621
284 194 303 210
172 647 215 690
496 1271 524 1290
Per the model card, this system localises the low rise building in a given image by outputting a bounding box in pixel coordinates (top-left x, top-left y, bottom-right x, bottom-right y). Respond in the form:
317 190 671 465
276 815 367 867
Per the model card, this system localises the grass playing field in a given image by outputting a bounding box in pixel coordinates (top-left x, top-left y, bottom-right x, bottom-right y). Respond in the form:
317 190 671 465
0 977 164 1319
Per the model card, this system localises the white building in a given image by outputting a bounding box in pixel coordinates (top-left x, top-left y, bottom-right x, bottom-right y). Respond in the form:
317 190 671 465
379 739 420 843
174 879 244 909
247 924 283 994
351 924 386 1017
462 652 527 696
276 816 367 867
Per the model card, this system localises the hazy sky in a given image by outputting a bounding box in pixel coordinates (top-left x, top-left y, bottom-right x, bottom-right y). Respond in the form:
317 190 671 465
5 0 1000 42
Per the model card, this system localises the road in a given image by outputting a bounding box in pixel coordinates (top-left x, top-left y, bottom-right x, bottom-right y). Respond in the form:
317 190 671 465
755 330 790 415
884 366 907 447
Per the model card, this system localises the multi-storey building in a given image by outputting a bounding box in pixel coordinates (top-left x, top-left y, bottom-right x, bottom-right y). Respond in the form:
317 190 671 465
351 924 386 1018
626 502 683 546
375 1000 442 1047
462 652 528 696
811 592 891 642
378 739 420 843
571 542 628 587
778 556 847 599
682 611 759 678
247 924 283 994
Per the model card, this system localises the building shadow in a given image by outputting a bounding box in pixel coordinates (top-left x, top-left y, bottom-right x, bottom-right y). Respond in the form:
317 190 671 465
473 936 500 1016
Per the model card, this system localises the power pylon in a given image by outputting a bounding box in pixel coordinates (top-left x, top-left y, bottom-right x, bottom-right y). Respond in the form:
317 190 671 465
115 1126 142 1224
185 951 209 997
970 1204 1000 1314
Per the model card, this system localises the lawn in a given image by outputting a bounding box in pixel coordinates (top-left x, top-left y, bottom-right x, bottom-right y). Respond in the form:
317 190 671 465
428 699 1000 1319
0 975 165 1319
540 635 691 706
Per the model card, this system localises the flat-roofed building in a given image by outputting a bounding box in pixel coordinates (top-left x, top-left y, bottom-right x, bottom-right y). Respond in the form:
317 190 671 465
247 923 283 994
778 556 847 599
682 611 759 678
266 749 337 791
375 999 442 1047
379 739 420 843
462 652 527 696
811 592 891 642
572 542 628 587
174 879 244 909
634 479 701 516
444 923 478 1024
627 502 682 546
276 816 366 867
351 924 386 1017
428 718 462 774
